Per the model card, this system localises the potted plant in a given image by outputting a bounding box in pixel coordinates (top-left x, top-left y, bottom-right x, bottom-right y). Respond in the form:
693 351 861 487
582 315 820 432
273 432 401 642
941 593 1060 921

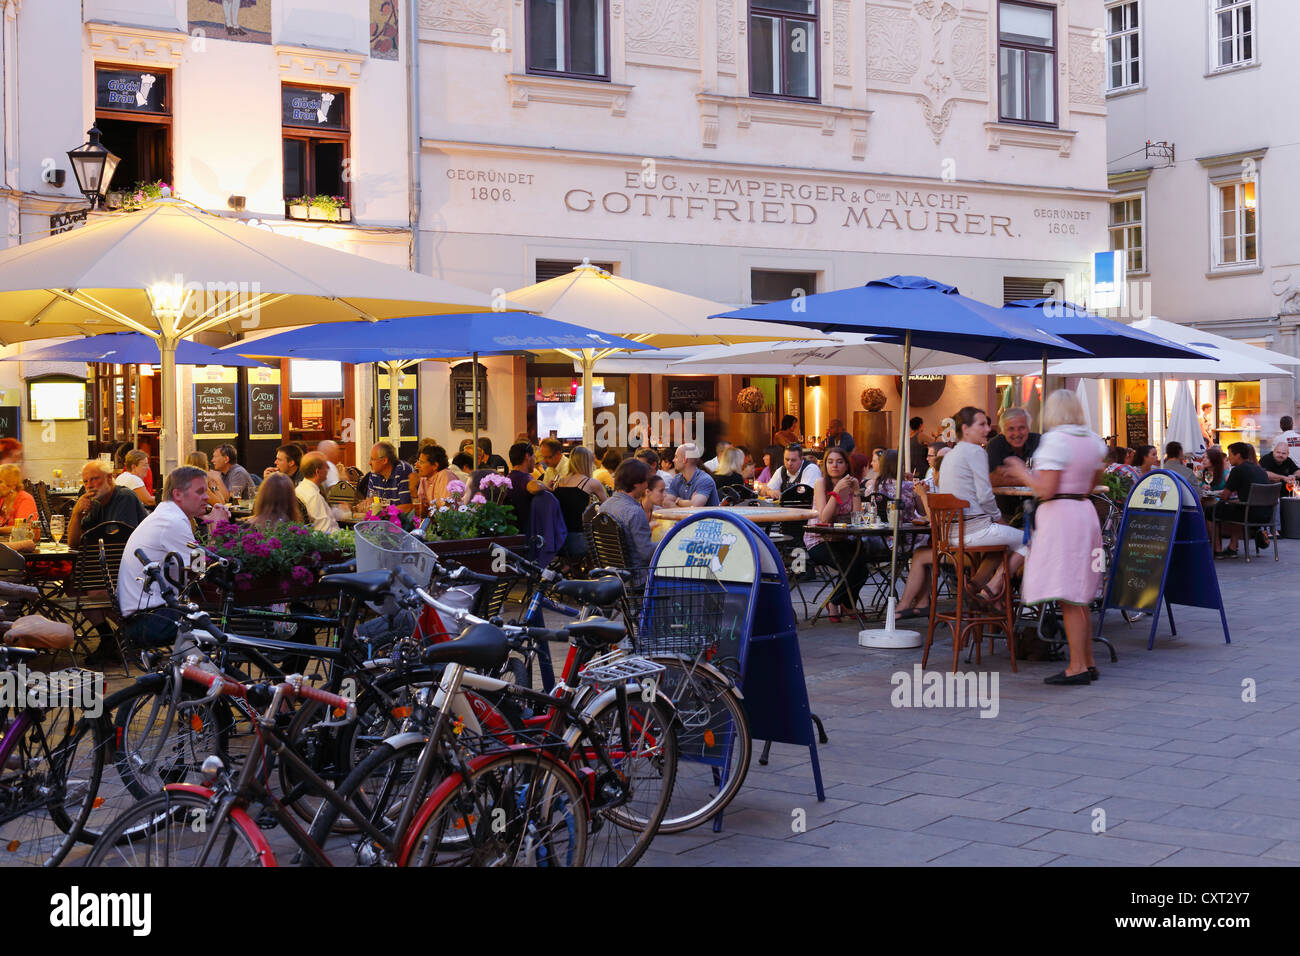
118 180 171 212
423 474 525 572
308 194 348 222
286 196 310 220
204 519 355 604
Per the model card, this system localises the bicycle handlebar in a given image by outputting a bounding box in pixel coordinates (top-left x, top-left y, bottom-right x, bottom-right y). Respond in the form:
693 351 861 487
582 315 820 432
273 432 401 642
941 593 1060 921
180 664 248 699
284 675 355 717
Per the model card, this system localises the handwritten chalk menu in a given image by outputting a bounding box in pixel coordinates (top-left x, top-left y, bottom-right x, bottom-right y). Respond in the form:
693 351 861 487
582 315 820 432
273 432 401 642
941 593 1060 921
194 382 237 438
0 405 18 440
1109 510 1177 612
378 388 417 441
248 384 281 438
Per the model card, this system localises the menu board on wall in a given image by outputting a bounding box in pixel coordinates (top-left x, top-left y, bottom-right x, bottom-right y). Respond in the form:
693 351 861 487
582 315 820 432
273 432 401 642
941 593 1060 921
0 405 19 440
194 382 237 438
248 383 281 437
378 388 417 441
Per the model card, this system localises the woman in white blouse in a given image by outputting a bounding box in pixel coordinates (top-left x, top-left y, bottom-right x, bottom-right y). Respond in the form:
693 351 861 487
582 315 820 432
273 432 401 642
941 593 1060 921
115 450 156 507
936 406 1028 607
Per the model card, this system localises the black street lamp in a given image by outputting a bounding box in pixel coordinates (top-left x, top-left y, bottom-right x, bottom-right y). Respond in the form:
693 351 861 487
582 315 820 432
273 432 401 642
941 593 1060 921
66 127 120 208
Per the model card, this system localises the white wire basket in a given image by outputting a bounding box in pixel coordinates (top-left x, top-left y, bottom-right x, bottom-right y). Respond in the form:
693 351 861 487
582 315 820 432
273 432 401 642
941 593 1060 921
354 522 438 588
577 649 665 688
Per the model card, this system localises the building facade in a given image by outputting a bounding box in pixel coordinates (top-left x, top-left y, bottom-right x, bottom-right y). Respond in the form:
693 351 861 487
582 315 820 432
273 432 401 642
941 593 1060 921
415 0 1112 450
1105 0 1297 448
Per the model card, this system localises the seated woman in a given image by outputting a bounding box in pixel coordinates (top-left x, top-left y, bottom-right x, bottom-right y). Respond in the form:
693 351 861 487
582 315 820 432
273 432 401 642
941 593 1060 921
803 447 868 623
0 463 37 541
116 450 156 507
250 472 304 527
936 406 1029 607
756 445 783 485
642 474 672 543
872 450 921 522
1203 446 1227 491
553 446 607 558
187 450 230 506
712 447 748 496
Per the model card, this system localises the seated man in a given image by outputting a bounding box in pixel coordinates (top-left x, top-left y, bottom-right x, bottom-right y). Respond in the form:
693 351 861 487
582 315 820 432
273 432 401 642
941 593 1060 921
358 441 414 512
506 442 545 535
1214 442 1273 557
296 453 338 533
759 443 822 500
1260 440 1298 483
69 458 147 548
987 407 1040 522
211 443 255 499
118 466 211 648
598 458 655 570
263 443 303 487
1161 442 1198 485
664 443 719 507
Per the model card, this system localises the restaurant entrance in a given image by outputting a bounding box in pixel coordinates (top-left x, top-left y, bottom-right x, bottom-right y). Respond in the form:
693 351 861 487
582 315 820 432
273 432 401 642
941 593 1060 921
88 362 160 477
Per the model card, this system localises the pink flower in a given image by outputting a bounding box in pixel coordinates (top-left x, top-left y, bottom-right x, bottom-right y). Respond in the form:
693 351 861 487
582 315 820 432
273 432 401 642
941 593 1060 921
446 479 466 495
471 494 486 504
291 565 313 585
266 537 282 549
480 473 511 489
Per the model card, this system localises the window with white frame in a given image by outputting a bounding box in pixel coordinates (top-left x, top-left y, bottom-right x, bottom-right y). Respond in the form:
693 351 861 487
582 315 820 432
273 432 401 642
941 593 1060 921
749 1 819 101
1212 178 1257 268
527 0 609 79
1106 1 1140 91
1109 195 1145 274
1211 0 1255 70
998 1 1057 125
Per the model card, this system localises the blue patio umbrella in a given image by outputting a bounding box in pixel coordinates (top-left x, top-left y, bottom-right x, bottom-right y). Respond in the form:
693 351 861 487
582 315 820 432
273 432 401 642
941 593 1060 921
222 312 653 447
712 275 1094 646
0 330 270 367
1003 298 1212 429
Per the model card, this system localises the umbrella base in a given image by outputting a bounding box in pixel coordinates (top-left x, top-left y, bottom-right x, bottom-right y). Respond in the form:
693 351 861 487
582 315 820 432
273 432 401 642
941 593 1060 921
858 627 922 649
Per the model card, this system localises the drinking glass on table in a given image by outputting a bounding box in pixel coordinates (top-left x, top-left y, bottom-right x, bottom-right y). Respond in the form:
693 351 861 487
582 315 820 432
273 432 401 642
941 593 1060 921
49 514 64 545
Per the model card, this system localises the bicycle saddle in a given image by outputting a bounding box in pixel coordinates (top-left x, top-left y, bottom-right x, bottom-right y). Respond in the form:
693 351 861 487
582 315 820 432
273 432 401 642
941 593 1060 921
320 569 395 600
551 576 624 607
422 622 510 670
564 618 626 649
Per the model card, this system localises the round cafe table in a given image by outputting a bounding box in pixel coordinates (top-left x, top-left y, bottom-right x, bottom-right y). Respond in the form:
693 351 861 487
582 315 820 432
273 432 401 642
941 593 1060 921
652 506 818 524
992 485 1109 497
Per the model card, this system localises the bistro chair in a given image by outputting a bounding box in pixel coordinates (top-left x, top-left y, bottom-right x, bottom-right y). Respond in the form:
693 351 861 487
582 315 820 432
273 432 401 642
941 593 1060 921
48 540 128 665
921 494 1018 674
1232 482 1283 563
94 539 135 675
719 483 757 505
31 482 54 539
589 511 645 635
326 479 356 506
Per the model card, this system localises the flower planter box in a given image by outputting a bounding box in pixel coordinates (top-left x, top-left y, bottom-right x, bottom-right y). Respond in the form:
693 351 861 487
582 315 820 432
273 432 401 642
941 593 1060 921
287 204 309 220
307 206 332 221
428 534 527 574
199 577 327 607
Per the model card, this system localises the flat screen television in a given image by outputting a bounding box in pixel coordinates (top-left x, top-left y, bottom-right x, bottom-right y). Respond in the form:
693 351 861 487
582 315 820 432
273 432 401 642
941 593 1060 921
289 359 344 397
28 377 86 421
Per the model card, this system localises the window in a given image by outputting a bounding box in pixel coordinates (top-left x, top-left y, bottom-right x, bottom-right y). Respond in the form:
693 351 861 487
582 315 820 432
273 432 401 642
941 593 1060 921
535 258 615 282
1002 276 1063 304
749 1 818 101
527 0 609 79
1213 179 1257 268
1109 195 1145 273
1106 1 1140 91
95 67 173 194
998 1 1056 126
751 268 817 304
1211 0 1254 70
282 86 350 211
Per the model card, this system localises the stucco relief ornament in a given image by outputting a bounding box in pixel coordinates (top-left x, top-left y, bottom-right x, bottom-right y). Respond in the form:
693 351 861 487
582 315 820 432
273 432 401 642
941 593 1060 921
1272 276 1300 316
912 0 959 144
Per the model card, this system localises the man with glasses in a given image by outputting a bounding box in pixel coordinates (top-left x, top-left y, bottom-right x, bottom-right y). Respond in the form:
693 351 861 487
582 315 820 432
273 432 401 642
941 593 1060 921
358 441 413 512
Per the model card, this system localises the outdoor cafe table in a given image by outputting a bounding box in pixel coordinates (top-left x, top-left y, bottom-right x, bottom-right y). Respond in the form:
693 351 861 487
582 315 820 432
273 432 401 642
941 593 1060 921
803 521 930 626
652 506 818 524
992 485 1109 497
20 542 76 619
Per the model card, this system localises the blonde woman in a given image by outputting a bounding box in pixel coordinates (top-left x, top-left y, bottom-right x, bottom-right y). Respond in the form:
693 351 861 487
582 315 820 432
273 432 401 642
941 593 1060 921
1001 390 1106 685
187 450 230 506
554 446 607 558
115 450 156 507
0 463 37 536
712 447 747 496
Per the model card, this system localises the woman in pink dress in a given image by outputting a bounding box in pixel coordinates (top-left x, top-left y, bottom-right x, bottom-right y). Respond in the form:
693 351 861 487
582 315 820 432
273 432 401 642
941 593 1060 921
1002 390 1107 686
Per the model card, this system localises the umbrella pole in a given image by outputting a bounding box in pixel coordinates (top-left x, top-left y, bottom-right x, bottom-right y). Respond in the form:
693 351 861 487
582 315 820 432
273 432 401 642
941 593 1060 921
859 330 920 648
1040 352 1048 431
472 352 480 460
387 361 402 446
159 334 179 474
582 351 594 449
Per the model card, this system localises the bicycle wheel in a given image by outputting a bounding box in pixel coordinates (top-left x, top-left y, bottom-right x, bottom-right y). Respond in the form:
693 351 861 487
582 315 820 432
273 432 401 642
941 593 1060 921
0 706 103 867
111 678 234 801
571 691 676 867
648 656 752 833
405 750 588 867
85 789 265 867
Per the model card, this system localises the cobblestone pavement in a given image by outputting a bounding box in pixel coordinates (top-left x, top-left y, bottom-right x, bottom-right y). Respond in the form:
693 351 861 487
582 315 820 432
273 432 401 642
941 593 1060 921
49 539 1298 867
642 540 1298 866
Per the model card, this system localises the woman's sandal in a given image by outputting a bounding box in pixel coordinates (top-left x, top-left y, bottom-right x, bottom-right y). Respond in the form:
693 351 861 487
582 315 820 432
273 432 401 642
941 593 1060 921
972 583 1006 610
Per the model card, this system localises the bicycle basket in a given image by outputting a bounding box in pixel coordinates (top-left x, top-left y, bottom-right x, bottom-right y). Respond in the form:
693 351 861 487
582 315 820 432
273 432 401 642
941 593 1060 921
354 522 438 588
630 564 726 656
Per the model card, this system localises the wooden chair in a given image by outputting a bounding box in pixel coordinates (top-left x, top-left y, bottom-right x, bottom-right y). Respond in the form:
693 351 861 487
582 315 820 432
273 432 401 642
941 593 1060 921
326 479 356 505
921 494 1018 674
31 482 54 539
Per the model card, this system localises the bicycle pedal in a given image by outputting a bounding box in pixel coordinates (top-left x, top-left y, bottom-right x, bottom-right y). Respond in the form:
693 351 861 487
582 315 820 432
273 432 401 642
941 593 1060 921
255 811 279 830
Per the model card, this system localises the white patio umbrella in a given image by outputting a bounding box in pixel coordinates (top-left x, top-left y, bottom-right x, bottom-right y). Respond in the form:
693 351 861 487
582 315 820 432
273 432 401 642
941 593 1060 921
1166 380 1205 456
0 199 513 470
1074 378 1095 433
508 261 828 446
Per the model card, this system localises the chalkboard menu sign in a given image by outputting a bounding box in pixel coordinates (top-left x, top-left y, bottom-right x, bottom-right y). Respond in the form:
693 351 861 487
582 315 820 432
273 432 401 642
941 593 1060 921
282 86 347 130
0 406 18 440
1125 412 1148 448
248 384 281 438
378 388 417 440
194 382 237 437
1108 510 1177 612
96 69 168 114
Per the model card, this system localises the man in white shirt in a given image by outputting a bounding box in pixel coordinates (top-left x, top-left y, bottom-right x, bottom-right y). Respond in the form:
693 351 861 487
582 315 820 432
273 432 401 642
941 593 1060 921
118 466 210 648
297 453 338 532
316 440 342 488
1273 416 1300 468
761 444 822 498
